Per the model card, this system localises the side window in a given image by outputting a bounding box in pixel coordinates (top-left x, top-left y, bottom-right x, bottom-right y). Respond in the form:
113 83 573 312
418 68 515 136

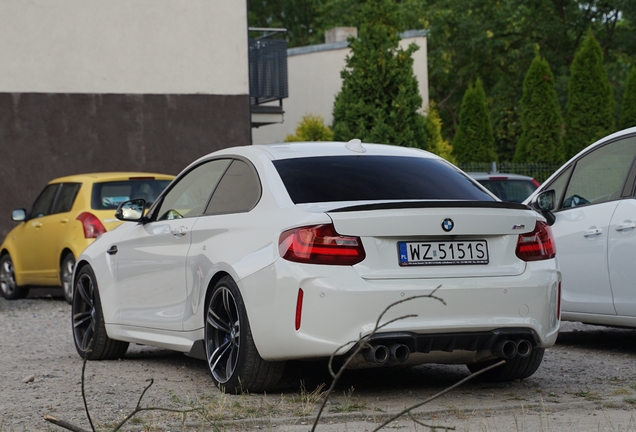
155 159 232 220
561 137 636 209
205 160 261 215
51 183 81 214
30 184 60 218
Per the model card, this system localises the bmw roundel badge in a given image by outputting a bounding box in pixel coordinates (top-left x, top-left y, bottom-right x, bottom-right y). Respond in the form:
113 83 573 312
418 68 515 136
442 218 454 232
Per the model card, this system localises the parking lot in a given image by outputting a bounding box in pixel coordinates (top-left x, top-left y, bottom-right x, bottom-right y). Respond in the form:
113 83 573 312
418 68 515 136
1 289 636 431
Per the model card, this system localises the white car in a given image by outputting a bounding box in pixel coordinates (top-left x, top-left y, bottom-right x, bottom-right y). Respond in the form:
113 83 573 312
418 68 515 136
72 141 561 393
526 127 636 329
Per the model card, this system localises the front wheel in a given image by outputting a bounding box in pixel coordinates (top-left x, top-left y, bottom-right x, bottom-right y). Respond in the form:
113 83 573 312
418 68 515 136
61 253 75 304
72 265 129 360
466 348 545 381
205 276 285 393
0 254 29 300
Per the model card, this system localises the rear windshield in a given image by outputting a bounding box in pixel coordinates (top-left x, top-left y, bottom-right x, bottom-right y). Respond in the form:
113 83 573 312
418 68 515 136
92 179 172 210
273 156 494 204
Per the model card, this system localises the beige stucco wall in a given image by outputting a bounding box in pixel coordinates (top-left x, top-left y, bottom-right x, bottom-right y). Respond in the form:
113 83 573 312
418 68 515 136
252 33 428 144
0 0 248 95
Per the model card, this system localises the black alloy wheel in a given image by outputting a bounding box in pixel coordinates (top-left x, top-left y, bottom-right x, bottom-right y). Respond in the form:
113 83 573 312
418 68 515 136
205 276 284 393
72 265 128 360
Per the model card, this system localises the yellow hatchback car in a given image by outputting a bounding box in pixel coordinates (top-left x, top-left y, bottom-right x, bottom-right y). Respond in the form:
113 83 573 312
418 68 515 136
0 172 174 303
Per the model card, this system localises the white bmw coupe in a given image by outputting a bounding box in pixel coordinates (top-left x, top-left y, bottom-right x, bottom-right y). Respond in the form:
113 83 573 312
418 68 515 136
72 141 561 393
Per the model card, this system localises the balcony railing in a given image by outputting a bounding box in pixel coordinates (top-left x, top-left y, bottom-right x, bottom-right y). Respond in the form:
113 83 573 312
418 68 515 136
249 28 288 106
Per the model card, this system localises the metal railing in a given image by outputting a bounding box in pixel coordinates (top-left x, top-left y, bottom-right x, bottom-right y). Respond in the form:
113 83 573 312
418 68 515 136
249 28 288 106
459 162 561 183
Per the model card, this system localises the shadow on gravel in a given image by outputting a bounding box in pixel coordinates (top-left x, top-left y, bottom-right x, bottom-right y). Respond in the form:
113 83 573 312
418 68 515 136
25 286 66 300
556 326 636 355
278 359 518 396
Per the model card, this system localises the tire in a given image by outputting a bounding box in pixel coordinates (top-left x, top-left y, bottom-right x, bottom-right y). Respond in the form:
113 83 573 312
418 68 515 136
61 253 75 304
0 254 29 300
72 265 129 360
205 276 285 393
466 348 545 382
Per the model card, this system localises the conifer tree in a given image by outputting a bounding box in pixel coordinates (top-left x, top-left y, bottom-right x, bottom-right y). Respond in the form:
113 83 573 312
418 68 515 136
564 29 615 158
514 56 564 163
619 67 636 130
332 0 426 149
452 78 497 163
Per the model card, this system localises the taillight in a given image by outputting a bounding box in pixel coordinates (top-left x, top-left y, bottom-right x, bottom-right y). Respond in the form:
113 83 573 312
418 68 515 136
515 221 556 261
77 212 107 239
279 224 366 265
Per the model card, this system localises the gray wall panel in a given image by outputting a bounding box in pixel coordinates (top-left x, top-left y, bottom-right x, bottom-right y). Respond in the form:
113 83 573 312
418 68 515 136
0 92 250 238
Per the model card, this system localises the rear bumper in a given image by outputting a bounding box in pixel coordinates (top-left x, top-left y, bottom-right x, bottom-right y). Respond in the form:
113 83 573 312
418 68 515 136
241 259 561 362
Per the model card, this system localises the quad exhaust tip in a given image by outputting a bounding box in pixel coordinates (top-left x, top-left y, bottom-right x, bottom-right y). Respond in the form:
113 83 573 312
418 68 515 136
364 343 410 364
491 339 533 359
363 339 531 364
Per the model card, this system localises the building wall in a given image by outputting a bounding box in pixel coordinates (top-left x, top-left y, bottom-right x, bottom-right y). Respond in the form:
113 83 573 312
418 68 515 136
252 31 428 144
0 0 251 238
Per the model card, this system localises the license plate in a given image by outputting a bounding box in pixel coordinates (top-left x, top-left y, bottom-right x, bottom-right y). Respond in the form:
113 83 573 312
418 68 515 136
398 240 489 266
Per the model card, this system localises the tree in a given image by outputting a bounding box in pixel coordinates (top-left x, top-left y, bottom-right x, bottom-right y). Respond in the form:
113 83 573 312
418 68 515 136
619 67 636 130
284 114 334 141
248 0 325 48
425 103 457 164
452 78 497 163
564 29 615 158
249 0 636 158
514 56 564 163
331 0 427 149
416 0 634 159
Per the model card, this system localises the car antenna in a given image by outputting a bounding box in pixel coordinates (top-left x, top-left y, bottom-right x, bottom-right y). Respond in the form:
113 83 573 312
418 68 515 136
345 138 366 153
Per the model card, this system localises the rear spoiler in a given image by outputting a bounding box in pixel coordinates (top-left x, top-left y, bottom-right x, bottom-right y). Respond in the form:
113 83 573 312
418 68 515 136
329 200 530 213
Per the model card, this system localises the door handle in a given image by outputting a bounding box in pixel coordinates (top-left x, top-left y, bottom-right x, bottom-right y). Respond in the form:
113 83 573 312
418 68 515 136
615 222 636 232
171 226 188 237
60 218 69 224
32 222 43 228
107 245 118 255
584 228 603 237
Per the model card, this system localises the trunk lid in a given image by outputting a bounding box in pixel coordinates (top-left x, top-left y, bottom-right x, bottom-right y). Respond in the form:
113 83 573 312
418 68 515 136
327 201 538 279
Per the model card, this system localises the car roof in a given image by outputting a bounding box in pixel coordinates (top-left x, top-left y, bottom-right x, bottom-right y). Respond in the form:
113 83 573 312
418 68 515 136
48 172 175 184
467 172 536 181
201 141 440 162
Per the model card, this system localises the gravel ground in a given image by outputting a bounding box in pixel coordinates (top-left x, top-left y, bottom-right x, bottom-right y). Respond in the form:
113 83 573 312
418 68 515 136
2 288 636 431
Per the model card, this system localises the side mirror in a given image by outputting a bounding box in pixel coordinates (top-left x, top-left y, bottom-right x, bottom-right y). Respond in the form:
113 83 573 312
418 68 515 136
536 190 555 212
11 209 26 222
532 190 556 226
115 199 146 222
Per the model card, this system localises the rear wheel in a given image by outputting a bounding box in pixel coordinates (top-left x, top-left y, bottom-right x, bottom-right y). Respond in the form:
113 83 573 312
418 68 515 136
72 265 128 360
205 276 285 393
466 348 545 381
61 253 75 304
0 255 29 299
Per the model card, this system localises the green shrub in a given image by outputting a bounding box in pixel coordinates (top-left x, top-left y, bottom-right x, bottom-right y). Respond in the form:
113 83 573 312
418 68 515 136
284 114 334 142
425 102 457 164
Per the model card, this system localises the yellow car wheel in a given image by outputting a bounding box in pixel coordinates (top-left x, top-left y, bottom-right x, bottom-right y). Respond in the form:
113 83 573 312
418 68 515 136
0 255 29 300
